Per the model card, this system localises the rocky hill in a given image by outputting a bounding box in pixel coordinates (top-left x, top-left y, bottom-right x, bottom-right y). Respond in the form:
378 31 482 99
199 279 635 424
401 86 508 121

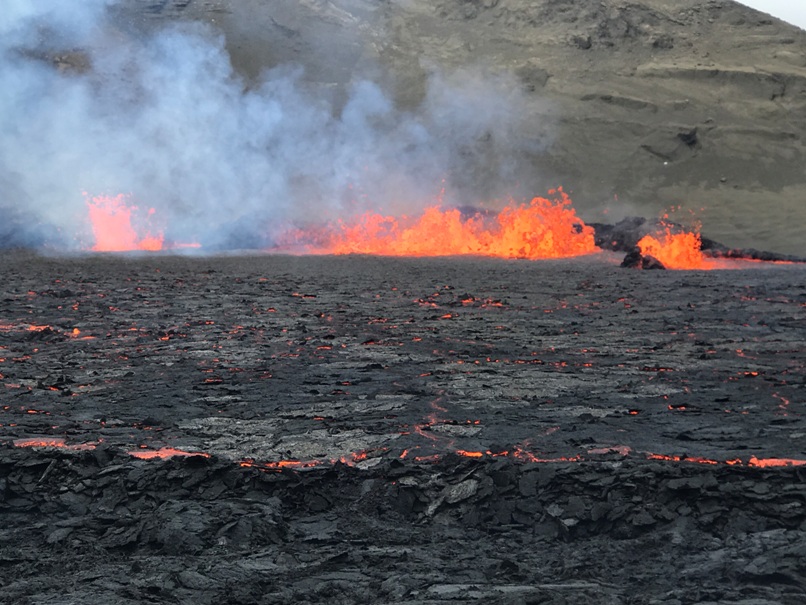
115 0 806 254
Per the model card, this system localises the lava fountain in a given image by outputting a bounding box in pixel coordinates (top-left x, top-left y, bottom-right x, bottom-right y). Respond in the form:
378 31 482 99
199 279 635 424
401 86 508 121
86 194 164 252
289 188 598 259
636 227 708 270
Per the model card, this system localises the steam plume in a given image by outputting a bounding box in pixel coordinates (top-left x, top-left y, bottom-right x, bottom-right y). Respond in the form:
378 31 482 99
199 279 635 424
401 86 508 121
0 1 542 250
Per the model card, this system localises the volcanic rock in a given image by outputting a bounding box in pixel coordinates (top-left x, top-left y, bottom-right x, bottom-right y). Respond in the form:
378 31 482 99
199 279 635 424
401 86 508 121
113 0 806 256
620 246 667 269
1 252 805 603
5 1 806 603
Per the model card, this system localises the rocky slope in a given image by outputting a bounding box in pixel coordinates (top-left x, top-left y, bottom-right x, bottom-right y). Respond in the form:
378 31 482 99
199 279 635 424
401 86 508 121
1 252 805 604
114 0 806 254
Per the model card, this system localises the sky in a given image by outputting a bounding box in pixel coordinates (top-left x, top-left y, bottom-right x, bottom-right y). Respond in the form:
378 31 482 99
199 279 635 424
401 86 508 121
738 1 806 29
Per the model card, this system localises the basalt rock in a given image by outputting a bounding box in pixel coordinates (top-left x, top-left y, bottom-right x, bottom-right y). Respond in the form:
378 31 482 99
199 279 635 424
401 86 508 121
620 246 666 270
591 218 806 264
1 252 805 603
101 0 806 256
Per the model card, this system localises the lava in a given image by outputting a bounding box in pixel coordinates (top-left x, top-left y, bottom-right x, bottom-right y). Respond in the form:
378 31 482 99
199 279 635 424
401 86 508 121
86 194 165 252
646 453 719 465
13 437 68 448
128 447 210 460
637 226 708 270
9 438 806 470
456 449 484 458
748 456 806 468
292 189 598 259
13 437 97 450
239 449 379 471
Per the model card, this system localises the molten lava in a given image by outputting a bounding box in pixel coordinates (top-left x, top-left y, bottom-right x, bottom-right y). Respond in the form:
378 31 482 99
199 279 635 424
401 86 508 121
298 189 597 259
86 194 164 252
748 456 806 468
128 447 209 460
13 437 97 450
636 226 708 270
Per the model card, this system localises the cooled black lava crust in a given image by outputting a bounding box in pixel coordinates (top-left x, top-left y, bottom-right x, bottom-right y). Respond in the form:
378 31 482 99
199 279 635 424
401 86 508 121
1 252 804 604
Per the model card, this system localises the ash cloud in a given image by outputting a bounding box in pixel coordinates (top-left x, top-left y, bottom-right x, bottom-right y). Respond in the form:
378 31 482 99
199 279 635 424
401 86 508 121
0 1 545 250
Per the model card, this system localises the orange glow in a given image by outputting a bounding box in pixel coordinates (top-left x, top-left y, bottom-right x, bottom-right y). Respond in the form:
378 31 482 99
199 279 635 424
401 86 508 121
14 437 66 448
748 456 806 468
296 189 597 259
240 458 322 470
512 446 582 463
13 437 96 450
136 235 164 252
128 447 209 459
239 450 381 471
413 454 441 463
636 226 708 270
67 327 96 340
338 450 371 465
456 449 484 458
646 453 719 465
86 194 164 252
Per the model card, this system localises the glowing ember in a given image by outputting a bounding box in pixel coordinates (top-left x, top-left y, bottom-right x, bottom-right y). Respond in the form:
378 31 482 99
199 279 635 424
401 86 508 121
295 189 597 259
14 437 66 448
128 447 209 459
13 437 96 450
748 456 806 468
86 194 164 252
239 450 379 471
240 459 322 470
647 453 719 465
511 446 583 463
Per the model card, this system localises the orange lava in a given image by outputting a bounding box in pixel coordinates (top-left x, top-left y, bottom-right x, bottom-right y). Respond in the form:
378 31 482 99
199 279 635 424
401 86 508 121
86 194 164 252
297 189 598 259
240 459 323 470
239 450 377 471
637 227 709 270
128 447 209 459
647 453 719 465
14 437 67 448
748 456 806 468
511 446 583 463
13 437 97 450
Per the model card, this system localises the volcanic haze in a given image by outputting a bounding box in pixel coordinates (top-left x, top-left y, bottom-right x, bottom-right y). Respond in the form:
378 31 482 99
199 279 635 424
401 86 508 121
2 0 806 255
132 0 806 255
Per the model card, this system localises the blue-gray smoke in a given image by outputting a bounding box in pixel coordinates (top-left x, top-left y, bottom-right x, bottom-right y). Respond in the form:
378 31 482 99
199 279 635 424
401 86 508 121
0 1 543 250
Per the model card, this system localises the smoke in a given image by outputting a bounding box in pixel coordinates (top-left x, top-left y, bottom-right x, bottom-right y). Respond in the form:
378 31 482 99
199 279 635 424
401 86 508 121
0 1 544 250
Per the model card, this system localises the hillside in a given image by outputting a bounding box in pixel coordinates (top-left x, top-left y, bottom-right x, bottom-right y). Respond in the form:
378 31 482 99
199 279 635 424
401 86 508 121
115 0 806 253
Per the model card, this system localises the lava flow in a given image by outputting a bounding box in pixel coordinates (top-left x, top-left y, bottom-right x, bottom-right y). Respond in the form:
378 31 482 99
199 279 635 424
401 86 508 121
129 447 210 460
292 189 598 259
636 226 709 270
86 194 164 252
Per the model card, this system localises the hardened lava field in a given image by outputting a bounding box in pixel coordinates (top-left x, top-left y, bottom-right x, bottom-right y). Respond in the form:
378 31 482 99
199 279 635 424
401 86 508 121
1 252 805 604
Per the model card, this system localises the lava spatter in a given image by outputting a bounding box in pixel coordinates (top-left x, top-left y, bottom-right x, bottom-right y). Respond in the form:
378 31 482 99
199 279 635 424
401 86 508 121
288 189 598 259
